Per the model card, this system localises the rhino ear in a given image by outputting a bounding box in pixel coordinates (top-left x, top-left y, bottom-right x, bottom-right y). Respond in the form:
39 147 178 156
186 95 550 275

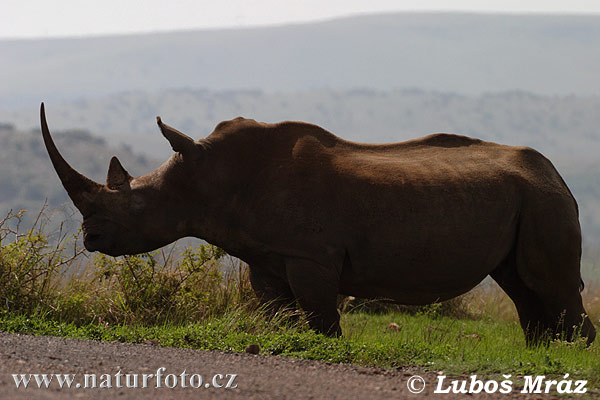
156 116 200 156
107 156 132 190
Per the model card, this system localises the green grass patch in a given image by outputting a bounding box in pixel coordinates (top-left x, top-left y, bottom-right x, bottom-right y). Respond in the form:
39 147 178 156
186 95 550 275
1 310 598 392
0 310 358 363
342 312 600 384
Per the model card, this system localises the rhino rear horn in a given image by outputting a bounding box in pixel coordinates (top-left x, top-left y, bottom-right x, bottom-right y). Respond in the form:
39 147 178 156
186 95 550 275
40 103 103 215
156 117 199 156
106 156 132 189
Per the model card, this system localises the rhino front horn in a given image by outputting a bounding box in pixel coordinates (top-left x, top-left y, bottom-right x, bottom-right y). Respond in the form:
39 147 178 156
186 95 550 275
156 116 199 156
40 103 103 215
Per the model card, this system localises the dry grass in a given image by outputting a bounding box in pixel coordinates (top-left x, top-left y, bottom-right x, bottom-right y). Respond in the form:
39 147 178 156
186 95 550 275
582 281 600 325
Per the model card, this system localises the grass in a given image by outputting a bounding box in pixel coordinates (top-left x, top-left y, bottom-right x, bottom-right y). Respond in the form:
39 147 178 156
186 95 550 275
1 310 598 394
1 208 599 396
342 312 600 382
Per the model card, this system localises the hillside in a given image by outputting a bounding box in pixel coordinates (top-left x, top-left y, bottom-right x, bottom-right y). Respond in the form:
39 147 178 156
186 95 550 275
2 12 600 111
3 88 599 160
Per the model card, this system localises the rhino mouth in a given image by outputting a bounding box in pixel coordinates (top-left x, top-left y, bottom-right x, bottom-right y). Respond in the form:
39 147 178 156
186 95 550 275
84 232 102 243
83 232 104 252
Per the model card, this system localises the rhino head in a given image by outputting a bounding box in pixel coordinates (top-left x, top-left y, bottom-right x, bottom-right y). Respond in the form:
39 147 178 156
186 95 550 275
40 103 207 256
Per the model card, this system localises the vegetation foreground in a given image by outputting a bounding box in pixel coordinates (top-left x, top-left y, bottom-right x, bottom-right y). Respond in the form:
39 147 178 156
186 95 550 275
1 209 599 394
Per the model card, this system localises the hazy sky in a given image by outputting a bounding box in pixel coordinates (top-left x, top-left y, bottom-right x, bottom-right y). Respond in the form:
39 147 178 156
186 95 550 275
2 0 600 39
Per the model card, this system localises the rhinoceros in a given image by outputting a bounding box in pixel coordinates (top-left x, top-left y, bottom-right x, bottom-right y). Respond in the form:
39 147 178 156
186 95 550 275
40 103 595 345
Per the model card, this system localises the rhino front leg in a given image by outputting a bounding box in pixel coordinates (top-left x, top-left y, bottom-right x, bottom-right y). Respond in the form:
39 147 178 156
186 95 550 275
285 257 342 337
248 264 296 316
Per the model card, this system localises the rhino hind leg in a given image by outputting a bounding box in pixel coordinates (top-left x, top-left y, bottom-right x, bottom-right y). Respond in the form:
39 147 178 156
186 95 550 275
518 212 595 345
285 257 342 337
494 259 596 346
493 213 596 346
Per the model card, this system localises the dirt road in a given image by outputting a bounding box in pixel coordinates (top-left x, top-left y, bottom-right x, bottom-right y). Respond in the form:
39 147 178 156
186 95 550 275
0 331 564 399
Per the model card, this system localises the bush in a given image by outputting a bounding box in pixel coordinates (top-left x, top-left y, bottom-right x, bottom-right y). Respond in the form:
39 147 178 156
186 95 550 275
0 208 254 326
0 208 82 315
85 246 255 325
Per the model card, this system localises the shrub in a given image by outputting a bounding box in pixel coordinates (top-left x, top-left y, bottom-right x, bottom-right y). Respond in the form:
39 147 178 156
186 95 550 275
0 208 254 326
0 208 82 315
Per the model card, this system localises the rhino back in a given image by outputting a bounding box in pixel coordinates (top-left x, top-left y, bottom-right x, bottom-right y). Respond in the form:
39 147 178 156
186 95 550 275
203 122 575 301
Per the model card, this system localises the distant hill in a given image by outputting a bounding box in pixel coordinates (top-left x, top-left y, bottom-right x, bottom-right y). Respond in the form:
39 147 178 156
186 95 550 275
3 88 599 161
2 12 600 110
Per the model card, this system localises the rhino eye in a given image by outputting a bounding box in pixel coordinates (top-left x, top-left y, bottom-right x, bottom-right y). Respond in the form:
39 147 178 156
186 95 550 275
130 196 145 215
